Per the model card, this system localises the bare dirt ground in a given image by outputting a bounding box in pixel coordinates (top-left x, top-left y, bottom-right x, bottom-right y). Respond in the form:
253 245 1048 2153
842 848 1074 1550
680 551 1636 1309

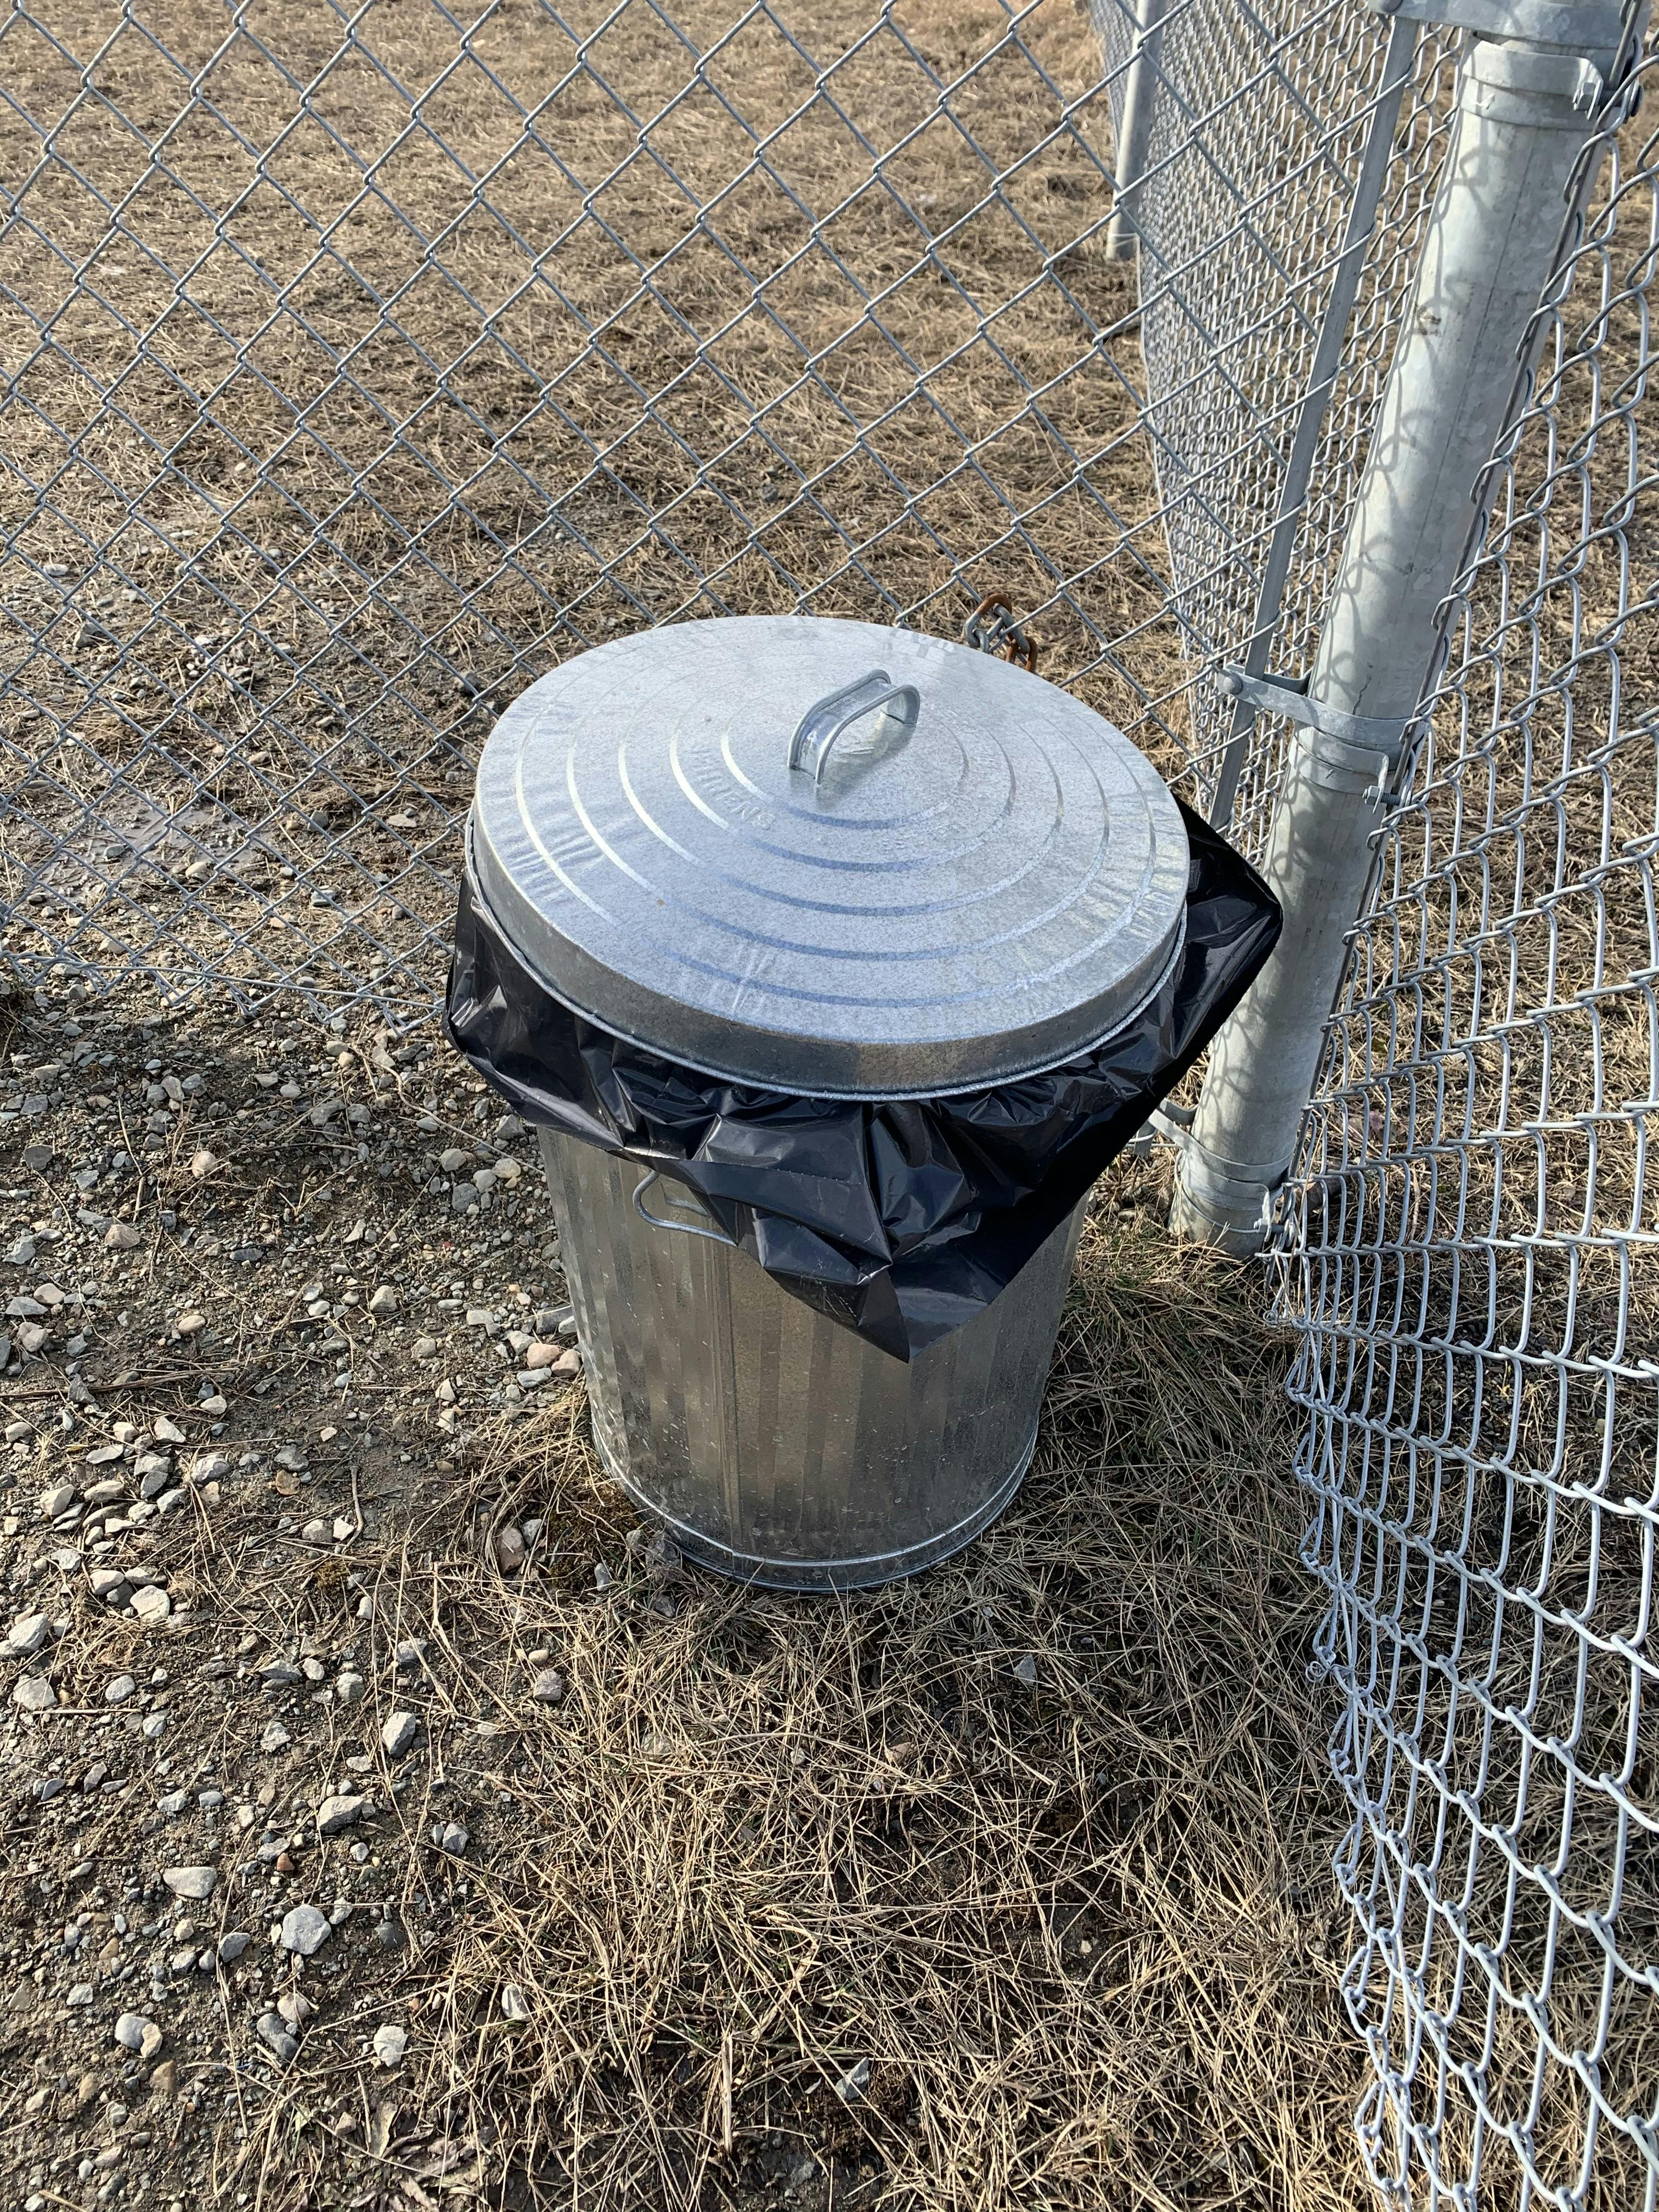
0 970 1364 2212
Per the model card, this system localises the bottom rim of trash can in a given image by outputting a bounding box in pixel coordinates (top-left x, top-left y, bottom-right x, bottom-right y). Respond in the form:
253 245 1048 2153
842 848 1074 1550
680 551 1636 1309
594 1422 1039 1594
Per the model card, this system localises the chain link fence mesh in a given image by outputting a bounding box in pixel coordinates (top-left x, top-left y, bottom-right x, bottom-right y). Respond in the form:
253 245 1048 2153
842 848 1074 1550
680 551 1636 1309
2 1 1657 2204
0 0 1185 1019
1282 42 1659 2211
3 0 1456 1015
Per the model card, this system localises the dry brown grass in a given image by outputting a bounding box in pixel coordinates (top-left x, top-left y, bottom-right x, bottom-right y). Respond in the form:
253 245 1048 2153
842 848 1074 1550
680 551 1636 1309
241 1153 1364 2210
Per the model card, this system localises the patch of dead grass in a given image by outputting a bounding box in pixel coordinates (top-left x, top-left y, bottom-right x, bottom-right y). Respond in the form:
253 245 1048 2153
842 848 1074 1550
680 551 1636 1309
249 1156 1365 2210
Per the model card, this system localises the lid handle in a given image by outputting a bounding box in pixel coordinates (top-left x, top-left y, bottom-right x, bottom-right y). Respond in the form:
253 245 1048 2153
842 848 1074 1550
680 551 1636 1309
788 669 920 785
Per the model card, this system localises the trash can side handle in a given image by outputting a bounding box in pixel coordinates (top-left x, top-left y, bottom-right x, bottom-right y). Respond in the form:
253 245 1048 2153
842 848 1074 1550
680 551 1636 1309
633 1169 736 1247
788 669 920 785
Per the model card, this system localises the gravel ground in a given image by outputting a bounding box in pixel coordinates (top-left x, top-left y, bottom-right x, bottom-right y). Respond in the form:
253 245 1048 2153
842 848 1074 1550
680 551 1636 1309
0 970 590 2208
0 968 1356 2212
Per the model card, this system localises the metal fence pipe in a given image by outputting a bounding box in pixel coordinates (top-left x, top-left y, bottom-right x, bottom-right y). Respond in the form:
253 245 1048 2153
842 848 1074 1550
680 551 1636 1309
1171 15 1617 1250
1105 0 1170 257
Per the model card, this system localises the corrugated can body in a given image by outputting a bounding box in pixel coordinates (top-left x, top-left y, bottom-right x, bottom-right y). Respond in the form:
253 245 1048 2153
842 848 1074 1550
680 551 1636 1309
541 1130 1084 1591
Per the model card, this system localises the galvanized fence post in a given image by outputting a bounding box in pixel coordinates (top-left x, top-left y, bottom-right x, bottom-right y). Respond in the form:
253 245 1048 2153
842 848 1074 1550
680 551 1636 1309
1105 0 1170 258
1170 0 1628 1250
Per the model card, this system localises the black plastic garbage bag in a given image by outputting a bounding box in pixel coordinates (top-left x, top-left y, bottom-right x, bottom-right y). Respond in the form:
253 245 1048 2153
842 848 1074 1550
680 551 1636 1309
444 801 1279 1361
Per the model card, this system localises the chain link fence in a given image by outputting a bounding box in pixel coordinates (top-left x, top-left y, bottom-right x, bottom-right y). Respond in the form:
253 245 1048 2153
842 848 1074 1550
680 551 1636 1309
1282 39 1659 2209
3 0 1658 2205
1092 0 1463 849
0 0 1184 1019
3 0 1459 1017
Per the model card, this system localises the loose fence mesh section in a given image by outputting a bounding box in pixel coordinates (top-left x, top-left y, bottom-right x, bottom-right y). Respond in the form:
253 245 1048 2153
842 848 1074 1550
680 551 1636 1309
1282 47 1659 2212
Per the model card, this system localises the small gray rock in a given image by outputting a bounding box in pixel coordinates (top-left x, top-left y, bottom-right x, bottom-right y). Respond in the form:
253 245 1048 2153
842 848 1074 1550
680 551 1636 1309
13 1674 55 1713
438 1148 471 1174
5 1611 49 1656
375 1918 407 1953
315 1793 365 1838
114 2012 163 2060
300 1519 330 1547
381 1711 419 1758
105 1674 137 1705
157 1790 188 1817
162 1866 217 1903
373 2022 407 2067
531 1667 566 1705
835 2056 872 2103
279 1903 334 1957
642 1528 684 1582
129 1585 171 1627
218 1931 252 1964
259 1720 291 1754
256 2012 298 2064
1012 1654 1039 1689
433 1820 469 1858
38 1483 76 1520
368 1284 398 1317
334 1670 365 1706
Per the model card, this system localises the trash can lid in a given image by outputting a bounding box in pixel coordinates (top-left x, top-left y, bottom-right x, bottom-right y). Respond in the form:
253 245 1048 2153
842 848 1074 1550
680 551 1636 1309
466 614 1190 1098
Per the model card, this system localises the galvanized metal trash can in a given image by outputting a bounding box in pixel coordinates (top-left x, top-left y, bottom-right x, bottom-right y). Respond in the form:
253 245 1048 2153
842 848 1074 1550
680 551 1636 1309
463 614 1193 1590
540 1133 1089 1589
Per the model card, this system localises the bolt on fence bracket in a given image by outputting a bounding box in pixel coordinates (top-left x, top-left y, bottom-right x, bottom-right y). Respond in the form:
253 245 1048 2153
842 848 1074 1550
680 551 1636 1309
1217 663 1406 798
1366 0 1621 67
